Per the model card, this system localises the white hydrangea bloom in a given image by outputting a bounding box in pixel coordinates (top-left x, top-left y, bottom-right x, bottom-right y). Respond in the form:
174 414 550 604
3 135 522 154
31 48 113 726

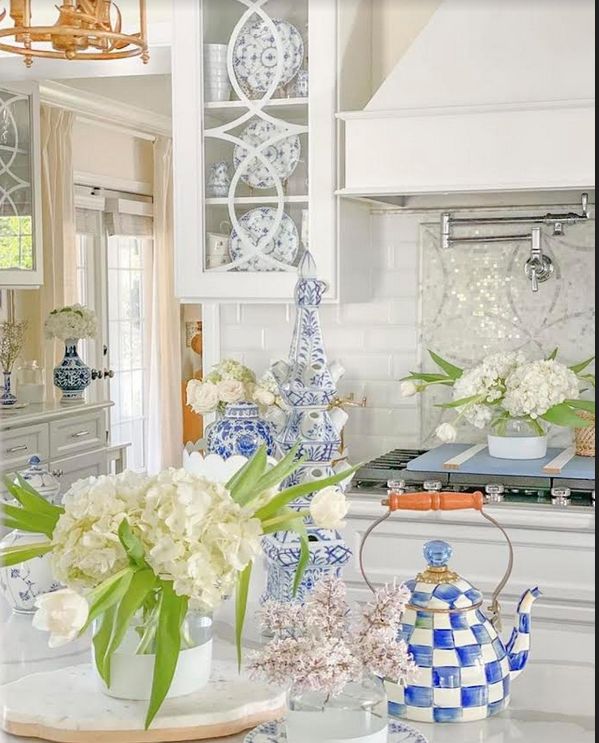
44 304 97 340
503 359 580 418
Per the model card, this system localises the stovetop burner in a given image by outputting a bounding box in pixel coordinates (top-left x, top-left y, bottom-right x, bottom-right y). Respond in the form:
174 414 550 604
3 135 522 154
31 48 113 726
351 448 595 509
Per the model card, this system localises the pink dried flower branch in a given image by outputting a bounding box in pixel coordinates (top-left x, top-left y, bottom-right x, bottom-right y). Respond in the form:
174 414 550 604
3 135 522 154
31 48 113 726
249 577 414 696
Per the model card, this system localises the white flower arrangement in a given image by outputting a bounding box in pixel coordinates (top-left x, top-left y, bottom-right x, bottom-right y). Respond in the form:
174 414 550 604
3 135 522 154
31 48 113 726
44 304 97 341
250 577 415 695
1 447 356 729
186 359 285 416
402 350 595 442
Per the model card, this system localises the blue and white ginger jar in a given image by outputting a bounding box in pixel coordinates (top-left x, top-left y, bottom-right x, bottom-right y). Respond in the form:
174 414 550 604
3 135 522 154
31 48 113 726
206 402 276 459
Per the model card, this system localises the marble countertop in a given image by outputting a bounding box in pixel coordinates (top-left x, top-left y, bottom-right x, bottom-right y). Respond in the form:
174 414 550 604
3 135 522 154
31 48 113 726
0 609 594 743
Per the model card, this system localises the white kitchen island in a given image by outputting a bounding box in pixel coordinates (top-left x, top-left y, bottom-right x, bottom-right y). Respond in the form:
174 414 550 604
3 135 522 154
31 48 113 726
0 602 594 743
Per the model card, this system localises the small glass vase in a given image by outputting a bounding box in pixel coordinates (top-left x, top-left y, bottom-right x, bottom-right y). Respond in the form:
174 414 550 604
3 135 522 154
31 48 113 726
286 674 388 743
93 611 213 701
0 369 17 407
53 338 92 404
488 417 548 460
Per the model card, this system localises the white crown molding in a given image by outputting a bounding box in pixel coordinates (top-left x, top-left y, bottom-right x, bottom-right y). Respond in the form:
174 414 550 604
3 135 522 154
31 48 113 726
39 81 172 139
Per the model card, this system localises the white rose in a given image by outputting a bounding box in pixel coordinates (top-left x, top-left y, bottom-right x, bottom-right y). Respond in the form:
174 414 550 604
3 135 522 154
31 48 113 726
187 380 219 414
253 385 276 407
310 487 349 529
218 379 245 404
400 381 419 398
436 422 457 443
32 589 89 648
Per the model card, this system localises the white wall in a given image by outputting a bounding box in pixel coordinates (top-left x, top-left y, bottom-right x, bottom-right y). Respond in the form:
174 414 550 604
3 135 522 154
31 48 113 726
218 213 422 463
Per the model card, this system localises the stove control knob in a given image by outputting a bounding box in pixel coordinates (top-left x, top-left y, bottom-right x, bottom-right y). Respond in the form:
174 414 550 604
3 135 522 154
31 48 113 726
387 479 406 494
551 487 572 507
424 480 443 492
592 491 596 509
485 484 505 504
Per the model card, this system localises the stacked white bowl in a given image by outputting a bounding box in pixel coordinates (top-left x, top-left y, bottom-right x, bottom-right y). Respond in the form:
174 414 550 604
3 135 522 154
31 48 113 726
204 44 231 102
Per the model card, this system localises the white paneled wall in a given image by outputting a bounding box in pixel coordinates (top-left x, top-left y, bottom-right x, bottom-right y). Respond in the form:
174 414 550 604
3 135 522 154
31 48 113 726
219 213 423 463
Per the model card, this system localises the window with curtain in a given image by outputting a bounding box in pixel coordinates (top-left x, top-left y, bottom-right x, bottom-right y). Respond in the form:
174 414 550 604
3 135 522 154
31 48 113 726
75 197 153 472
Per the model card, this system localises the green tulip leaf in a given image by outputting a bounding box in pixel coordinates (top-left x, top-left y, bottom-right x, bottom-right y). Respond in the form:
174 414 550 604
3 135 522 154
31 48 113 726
92 605 117 686
428 350 463 380
541 403 592 428
235 562 252 670
0 542 53 567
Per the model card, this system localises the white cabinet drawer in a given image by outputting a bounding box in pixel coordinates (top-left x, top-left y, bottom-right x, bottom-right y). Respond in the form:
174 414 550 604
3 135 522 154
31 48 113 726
52 450 109 495
0 424 49 470
50 411 105 460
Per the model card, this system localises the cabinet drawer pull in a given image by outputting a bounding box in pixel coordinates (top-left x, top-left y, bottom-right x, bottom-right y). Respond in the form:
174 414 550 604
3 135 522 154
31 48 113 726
6 444 28 454
71 430 90 439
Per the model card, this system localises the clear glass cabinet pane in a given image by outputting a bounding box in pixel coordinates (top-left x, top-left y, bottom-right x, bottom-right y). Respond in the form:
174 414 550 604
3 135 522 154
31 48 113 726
0 88 35 273
202 0 309 274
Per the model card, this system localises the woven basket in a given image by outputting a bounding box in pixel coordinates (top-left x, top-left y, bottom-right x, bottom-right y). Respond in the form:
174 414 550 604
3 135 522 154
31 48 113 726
574 410 595 457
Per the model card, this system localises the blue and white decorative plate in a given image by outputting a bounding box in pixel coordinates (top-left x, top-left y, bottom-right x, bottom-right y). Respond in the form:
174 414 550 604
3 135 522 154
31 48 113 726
244 719 428 743
234 119 301 189
231 18 304 94
230 207 299 271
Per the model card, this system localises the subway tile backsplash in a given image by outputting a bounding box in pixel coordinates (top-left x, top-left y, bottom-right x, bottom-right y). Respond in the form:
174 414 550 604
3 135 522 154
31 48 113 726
218 211 595 463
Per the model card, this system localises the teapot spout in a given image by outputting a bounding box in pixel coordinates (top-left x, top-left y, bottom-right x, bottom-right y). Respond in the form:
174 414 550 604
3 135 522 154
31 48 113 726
506 587 542 681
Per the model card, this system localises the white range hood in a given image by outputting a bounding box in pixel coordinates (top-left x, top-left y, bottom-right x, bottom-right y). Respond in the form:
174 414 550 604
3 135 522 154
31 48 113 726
338 0 595 204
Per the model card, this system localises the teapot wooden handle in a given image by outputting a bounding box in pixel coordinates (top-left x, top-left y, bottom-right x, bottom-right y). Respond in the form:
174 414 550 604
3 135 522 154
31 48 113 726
383 491 484 512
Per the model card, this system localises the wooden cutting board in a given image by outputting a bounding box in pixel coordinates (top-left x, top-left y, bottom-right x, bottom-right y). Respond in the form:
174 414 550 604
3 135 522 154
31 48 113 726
1 662 285 743
406 443 595 479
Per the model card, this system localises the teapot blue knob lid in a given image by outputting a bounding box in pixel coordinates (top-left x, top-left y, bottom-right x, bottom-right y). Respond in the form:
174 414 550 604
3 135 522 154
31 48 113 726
424 540 453 567
28 455 41 466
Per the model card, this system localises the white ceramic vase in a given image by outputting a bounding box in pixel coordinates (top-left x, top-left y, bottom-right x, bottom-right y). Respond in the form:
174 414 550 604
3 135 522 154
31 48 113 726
94 614 213 701
487 433 548 460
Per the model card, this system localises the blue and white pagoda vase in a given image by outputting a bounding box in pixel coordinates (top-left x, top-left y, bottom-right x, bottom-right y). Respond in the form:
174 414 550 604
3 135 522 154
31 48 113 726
53 338 92 404
386 540 541 723
262 252 352 604
206 401 276 459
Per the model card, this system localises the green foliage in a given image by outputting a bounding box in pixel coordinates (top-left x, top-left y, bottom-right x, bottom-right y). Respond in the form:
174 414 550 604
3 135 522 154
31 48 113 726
569 356 595 374
0 542 53 567
541 403 592 428
92 606 117 686
235 563 252 671
1 476 63 539
428 350 464 380
435 394 486 409
118 520 147 568
145 582 188 729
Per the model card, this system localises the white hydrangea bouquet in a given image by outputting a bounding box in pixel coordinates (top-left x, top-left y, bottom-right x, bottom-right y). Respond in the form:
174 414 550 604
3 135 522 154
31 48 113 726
187 359 284 416
402 349 595 444
1 447 355 728
44 304 97 341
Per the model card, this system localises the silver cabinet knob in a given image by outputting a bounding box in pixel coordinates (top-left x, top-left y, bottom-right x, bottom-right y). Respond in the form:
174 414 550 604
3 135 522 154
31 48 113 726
424 480 443 492
387 479 406 494
551 487 571 507
485 483 505 504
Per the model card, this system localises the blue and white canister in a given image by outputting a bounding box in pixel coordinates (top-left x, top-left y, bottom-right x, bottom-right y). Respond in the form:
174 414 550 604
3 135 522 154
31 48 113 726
206 401 276 459
53 338 92 404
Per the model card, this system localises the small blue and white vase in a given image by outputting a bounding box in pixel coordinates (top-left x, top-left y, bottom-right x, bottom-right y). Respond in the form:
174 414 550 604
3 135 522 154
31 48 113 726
53 338 92 404
206 401 276 460
0 370 17 407
0 531 61 614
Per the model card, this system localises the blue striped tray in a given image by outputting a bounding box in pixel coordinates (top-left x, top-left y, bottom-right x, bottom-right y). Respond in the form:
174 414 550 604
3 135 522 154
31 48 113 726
406 444 595 479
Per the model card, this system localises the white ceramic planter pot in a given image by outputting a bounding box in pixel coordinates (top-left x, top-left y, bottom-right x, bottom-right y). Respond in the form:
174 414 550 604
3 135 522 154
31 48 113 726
0 531 60 614
93 614 213 701
487 434 548 460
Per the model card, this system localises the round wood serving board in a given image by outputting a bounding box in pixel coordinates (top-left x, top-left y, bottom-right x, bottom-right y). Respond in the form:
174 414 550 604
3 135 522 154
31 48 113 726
1 661 286 743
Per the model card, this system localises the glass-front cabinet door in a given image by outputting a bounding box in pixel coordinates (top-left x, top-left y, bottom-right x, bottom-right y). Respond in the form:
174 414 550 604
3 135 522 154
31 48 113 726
172 0 338 302
0 82 43 288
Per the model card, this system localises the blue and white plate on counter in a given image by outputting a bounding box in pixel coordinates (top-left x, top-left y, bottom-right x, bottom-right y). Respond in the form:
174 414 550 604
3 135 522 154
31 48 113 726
244 719 428 743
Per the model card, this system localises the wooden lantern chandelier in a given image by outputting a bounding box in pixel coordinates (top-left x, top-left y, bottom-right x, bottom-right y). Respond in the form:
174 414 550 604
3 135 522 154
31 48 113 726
0 1 148 66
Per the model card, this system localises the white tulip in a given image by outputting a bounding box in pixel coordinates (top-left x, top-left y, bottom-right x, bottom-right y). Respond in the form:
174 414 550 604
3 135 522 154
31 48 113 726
435 422 458 443
400 381 419 398
310 487 349 529
218 379 246 404
187 380 219 414
253 385 276 407
33 589 89 648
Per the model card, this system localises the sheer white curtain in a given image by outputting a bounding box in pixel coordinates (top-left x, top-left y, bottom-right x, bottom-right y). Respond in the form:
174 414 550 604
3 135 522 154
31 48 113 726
147 137 183 472
40 106 77 395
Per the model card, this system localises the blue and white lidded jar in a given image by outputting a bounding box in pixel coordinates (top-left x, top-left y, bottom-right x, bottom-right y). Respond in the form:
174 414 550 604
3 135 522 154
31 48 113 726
206 401 276 460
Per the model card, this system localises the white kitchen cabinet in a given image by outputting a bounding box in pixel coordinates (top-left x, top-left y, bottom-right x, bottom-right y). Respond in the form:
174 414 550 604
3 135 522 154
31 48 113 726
0 82 43 288
0 402 129 497
172 0 371 303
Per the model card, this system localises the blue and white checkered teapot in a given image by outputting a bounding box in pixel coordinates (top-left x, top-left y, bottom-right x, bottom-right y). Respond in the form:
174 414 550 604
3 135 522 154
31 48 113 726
360 490 541 724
